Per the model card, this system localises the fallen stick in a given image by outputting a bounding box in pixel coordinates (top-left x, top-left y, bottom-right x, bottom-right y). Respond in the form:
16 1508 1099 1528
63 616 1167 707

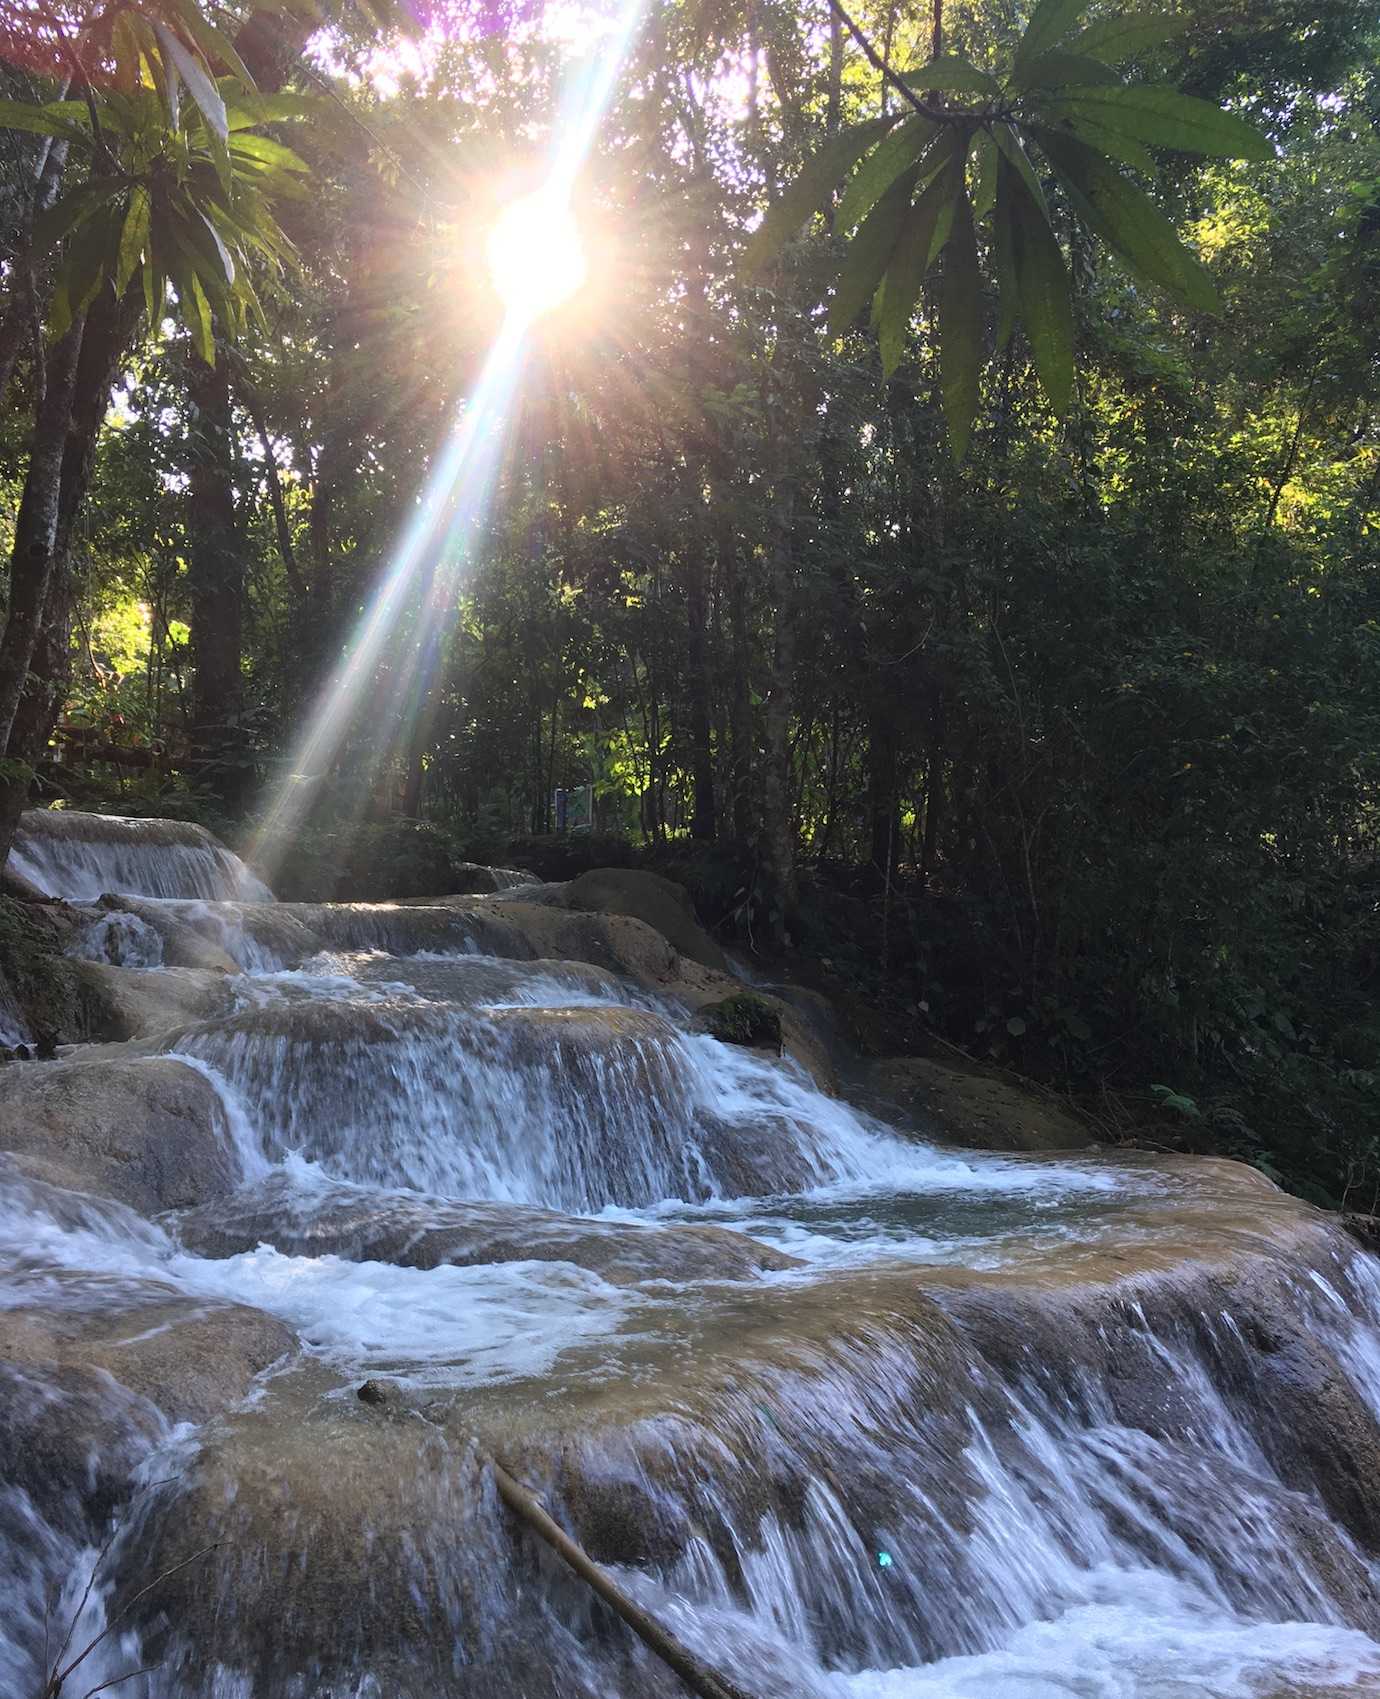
490 1459 759 1699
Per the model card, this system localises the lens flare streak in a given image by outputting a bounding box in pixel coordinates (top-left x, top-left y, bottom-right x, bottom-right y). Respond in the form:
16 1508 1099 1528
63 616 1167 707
252 0 645 868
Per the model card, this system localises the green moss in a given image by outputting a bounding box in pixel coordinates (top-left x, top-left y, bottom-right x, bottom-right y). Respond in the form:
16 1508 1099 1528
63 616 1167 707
700 992 782 1050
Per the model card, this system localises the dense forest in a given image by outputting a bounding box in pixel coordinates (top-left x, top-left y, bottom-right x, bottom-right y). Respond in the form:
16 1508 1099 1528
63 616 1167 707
1 0 1378 1204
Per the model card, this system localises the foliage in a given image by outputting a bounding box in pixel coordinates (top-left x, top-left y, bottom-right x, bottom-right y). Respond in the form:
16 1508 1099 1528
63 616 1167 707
746 0 1270 451
0 0 1377 1208
0 0 313 359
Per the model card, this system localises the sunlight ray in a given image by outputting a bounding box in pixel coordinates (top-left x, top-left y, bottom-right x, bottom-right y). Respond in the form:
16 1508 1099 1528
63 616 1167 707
250 0 645 870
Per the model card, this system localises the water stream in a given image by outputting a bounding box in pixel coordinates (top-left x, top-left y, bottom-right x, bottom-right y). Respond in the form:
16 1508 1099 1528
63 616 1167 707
5 811 1380 1697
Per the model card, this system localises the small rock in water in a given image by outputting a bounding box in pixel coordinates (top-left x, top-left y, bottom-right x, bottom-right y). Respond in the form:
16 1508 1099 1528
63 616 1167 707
357 1379 388 1406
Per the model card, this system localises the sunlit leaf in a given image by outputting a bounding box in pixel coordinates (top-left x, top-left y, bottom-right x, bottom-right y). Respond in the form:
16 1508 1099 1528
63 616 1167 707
940 186 983 459
1004 155 1074 414
1033 125 1219 309
1046 84 1273 159
154 23 229 141
837 114 934 232
229 134 311 174
0 98 90 140
115 186 152 297
1017 0 1086 64
829 164 919 333
745 115 900 275
901 54 1001 97
1070 11 1191 63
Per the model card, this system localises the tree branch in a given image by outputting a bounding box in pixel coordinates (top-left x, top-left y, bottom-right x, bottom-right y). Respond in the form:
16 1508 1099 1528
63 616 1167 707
824 0 949 122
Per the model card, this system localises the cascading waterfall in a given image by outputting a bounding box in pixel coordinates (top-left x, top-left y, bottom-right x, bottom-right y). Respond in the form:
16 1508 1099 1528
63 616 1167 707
5 819 1380 1698
7 809 273 901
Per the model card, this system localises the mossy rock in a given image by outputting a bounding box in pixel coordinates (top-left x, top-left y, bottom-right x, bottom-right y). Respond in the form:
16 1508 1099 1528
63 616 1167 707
0 895 100 1048
698 992 783 1050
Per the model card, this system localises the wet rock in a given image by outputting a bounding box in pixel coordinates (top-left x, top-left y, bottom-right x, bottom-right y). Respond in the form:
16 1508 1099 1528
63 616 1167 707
70 961 235 1041
0 893 101 1047
858 1054 1092 1152
696 991 783 1051
0 1056 240 1212
0 1276 294 1539
171 1175 799 1283
562 868 730 972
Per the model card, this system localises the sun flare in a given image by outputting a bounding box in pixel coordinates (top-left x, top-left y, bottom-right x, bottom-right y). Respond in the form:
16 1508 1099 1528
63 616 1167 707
487 191 587 322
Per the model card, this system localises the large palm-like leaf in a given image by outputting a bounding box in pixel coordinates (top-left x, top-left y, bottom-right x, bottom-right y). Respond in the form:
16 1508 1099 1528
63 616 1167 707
0 0 318 362
745 0 1273 457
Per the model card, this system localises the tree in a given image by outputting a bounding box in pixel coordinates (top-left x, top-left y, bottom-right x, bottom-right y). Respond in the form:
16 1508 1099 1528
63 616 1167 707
0 0 314 849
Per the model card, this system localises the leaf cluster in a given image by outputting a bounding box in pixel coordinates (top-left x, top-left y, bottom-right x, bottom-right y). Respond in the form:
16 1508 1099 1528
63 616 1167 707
747 0 1273 456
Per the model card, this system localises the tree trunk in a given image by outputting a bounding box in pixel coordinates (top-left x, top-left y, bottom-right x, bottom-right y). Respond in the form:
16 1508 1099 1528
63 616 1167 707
186 355 251 808
0 317 83 758
723 527 755 843
686 543 717 839
759 438 798 941
867 703 900 881
0 288 142 860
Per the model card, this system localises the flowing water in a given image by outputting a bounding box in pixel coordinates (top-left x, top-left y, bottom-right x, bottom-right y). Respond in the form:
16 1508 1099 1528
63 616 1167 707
5 811 1380 1698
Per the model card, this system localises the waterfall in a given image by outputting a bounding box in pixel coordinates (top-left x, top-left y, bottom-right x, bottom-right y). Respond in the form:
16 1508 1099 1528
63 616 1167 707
5 826 1380 1699
8 810 272 902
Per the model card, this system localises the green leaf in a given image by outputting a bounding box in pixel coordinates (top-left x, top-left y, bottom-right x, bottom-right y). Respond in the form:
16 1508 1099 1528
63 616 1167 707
992 123 1051 221
142 256 165 323
228 134 311 175
226 93 319 130
1012 50 1117 90
745 115 900 275
940 186 983 459
153 23 229 142
971 128 998 219
171 253 215 362
901 53 1001 97
1040 108 1157 173
992 185 1019 349
829 163 919 333
1006 1016 1027 1036
1070 11 1190 63
30 182 114 254
0 98 90 141
837 114 934 232
1047 84 1273 159
50 207 116 337
1032 125 1218 309
1017 0 1086 64
115 187 151 298
163 0 257 90
878 134 964 372
1004 154 1074 414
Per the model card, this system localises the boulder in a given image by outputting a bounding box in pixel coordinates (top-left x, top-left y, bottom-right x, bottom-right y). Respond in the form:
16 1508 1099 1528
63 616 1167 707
695 991 783 1050
493 867 728 971
857 1054 1092 1152
70 961 235 1042
0 1277 295 1431
0 1056 241 1212
0 1276 295 1548
561 869 729 972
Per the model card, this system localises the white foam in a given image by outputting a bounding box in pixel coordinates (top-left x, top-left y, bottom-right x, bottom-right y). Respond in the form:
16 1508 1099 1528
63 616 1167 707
838 1569 1380 1699
168 1243 644 1387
